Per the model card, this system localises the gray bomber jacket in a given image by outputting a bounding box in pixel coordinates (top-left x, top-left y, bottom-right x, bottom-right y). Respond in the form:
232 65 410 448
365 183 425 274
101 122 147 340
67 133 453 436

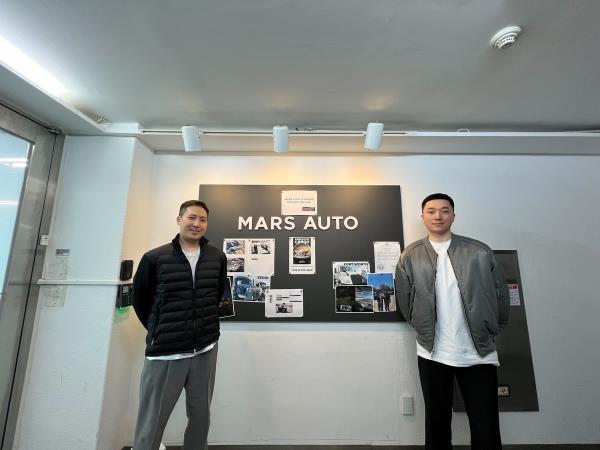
395 233 509 357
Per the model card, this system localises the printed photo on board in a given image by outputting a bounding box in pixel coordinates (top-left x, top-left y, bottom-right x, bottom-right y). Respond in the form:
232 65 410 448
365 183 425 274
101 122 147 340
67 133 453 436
232 274 271 302
218 277 235 318
332 261 370 287
367 272 396 313
335 285 374 313
224 239 246 255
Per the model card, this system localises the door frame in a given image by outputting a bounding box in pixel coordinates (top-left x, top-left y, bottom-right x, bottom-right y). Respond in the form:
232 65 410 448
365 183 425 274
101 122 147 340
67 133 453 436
0 102 63 449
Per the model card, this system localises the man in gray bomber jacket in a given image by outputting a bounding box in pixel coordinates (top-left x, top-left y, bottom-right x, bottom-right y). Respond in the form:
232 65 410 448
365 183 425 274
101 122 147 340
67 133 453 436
395 193 509 450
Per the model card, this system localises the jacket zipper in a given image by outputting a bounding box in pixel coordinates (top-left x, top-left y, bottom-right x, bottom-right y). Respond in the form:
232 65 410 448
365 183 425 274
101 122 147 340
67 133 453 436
181 244 207 352
189 257 197 351
179 251 198 350
431 252 437 352
447 250 479 354
191 248 205 352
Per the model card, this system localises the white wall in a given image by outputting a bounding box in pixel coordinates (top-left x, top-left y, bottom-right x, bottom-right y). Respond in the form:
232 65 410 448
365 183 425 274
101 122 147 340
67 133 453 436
16 140 600 448
15 136 140 450
97 139 155 450
140 153 600 446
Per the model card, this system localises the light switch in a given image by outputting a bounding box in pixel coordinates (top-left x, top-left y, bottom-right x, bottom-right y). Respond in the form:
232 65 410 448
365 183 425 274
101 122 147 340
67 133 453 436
401 395 414 415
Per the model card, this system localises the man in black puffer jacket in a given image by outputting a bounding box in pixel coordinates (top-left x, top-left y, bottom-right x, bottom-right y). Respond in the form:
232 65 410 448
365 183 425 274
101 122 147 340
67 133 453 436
132 200 227 450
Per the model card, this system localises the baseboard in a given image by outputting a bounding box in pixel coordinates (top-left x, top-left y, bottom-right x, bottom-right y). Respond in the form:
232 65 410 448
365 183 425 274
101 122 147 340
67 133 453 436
123 445 600 450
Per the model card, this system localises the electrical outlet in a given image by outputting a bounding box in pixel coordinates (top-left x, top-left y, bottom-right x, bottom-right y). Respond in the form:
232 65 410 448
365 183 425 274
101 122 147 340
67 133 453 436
498 385 510 397
401 395 414 415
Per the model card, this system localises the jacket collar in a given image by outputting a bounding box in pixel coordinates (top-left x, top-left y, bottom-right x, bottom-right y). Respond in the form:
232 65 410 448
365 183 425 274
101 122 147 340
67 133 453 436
171 233 208 251
421 232 463 263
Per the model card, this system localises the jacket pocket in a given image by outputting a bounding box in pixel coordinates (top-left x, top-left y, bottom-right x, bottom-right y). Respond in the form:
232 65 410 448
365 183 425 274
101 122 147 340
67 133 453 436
408 283 416 325
482 295 500 336
151 299 162 344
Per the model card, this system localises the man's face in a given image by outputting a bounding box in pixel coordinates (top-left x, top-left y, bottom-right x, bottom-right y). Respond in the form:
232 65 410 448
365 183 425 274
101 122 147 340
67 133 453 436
421 199 455 236
177 205 208 242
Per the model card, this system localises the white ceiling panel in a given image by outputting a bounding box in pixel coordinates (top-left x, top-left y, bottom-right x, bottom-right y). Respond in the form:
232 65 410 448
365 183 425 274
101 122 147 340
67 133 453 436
1 0 599 152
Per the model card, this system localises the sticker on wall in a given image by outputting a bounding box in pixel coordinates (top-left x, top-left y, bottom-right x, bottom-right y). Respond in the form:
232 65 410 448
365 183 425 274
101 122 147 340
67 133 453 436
508 283 521 306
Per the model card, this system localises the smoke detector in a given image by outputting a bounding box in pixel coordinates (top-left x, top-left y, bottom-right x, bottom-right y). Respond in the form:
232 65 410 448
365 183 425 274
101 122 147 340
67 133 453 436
490 26 522 49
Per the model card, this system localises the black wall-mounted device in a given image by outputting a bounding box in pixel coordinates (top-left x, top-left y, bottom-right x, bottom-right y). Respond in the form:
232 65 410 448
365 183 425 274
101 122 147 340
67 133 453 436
120 260 134 281
116 283 133 308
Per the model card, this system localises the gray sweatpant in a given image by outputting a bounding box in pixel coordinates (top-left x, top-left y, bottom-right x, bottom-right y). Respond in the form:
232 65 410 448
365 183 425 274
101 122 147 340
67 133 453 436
133 344 218 450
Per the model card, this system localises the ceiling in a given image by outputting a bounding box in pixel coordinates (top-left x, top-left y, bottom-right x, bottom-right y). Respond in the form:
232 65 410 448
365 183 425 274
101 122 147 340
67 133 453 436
1 0 599 153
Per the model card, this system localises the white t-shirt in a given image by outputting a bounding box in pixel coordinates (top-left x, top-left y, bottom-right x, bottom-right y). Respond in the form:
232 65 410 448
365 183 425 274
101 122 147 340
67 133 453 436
147 247 216 361
416 239 499 367
183 247 200 283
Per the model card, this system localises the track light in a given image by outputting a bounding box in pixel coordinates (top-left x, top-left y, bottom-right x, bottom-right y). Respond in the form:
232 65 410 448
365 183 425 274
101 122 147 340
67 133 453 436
364 122 384 150
181 126 202 151
273 125 289 153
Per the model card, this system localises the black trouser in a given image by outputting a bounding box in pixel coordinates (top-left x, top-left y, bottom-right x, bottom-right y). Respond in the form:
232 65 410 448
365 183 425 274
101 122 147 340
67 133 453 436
417 357 502 450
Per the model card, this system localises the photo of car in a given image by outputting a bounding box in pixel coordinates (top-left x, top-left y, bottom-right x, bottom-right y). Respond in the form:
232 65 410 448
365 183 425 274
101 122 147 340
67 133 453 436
233 275 252 300
244 284 265 301
337 267 353 285
293 242 311 264
251 240 271 254
225 240 245 254
227 257 245 272
333 263 369 286
233 276 268 301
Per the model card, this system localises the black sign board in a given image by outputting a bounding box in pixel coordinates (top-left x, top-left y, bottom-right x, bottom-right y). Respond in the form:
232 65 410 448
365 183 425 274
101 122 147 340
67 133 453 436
199 185 404 322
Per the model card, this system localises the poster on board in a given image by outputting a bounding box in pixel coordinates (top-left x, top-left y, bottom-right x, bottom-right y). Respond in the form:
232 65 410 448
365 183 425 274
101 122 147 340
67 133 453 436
224 238 275 276
289 237 316 274
265 289 304 318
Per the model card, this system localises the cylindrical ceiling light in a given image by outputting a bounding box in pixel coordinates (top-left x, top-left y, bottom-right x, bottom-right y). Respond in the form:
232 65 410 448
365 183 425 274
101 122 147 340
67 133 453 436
364 122 384 150
181 125 202 151
273 125 289 153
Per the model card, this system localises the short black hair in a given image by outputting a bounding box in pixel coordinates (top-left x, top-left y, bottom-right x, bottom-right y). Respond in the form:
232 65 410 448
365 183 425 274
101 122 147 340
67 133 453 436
179 200 209 217
421 193 454 211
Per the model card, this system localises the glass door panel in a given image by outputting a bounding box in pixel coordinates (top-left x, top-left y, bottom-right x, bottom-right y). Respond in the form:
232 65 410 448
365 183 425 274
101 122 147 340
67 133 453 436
0 103 59 449
0 129 30 303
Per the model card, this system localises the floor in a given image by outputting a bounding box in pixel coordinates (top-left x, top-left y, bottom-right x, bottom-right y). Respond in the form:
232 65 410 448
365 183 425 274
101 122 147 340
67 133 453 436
123 445 600 450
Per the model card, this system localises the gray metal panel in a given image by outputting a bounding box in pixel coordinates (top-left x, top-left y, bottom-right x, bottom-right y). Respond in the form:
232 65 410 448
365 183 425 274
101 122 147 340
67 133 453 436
453 250 539 412
0 103 61 449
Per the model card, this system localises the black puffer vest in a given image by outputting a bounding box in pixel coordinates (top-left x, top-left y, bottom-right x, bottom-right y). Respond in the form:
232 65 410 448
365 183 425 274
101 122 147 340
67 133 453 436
137 235 226 356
